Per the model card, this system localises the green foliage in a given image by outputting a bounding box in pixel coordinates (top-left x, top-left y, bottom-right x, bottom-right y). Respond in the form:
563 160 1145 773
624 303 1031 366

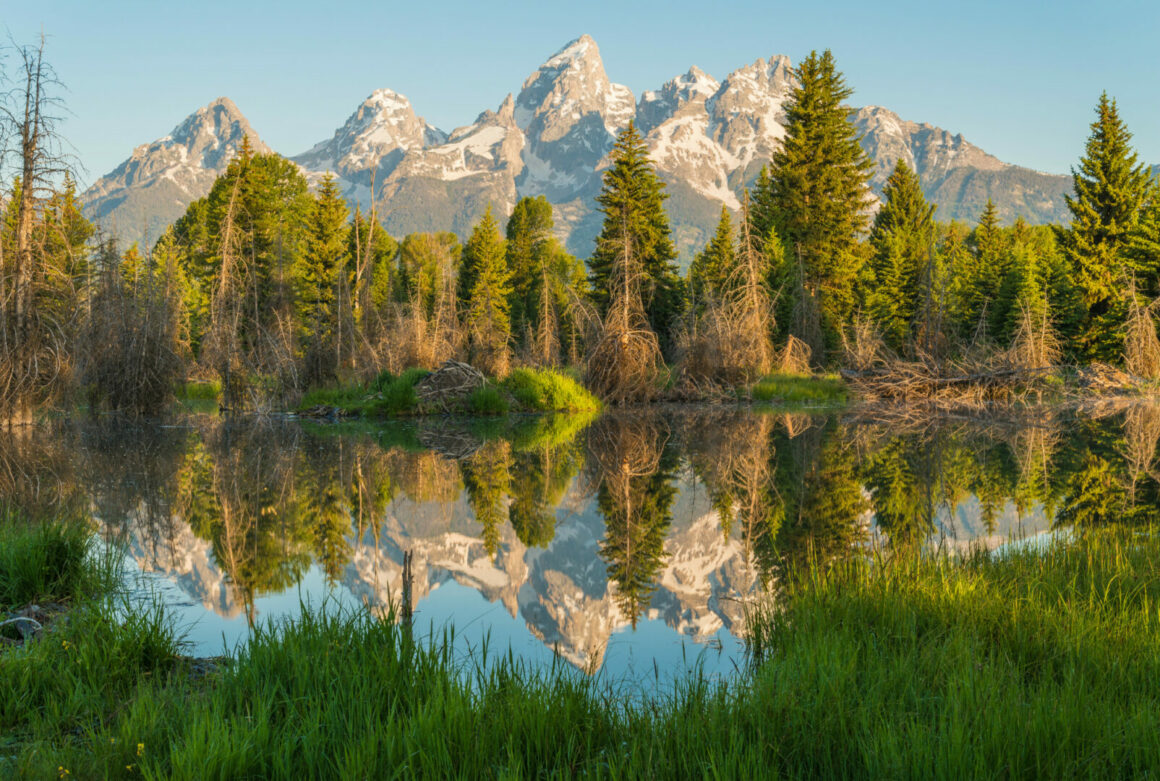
394 232 460 313
1057 93 1157 362
178 380 221 402
503 368 602 412
688 204 737 308
0 510 104 610
468 385 509 416
589 121 685 353
505 196 587 365
462 207 513 375
758 50 874 360
867 159 936 351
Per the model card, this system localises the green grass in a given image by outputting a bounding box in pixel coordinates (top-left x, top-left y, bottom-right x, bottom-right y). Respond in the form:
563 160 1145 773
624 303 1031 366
0 509 108 612
300 367 598 420
502 367 602 413
743 529 1160 777
298 368 429 418
467 385 510 415
6 509 1159 777
750 371 848 405
176 380 220 403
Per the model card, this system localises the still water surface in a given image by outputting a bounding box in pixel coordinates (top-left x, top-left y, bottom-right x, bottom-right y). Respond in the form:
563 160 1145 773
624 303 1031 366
5 404 1158 681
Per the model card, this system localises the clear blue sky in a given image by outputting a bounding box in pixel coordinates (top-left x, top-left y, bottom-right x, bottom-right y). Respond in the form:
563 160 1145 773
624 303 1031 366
6 0 1158 187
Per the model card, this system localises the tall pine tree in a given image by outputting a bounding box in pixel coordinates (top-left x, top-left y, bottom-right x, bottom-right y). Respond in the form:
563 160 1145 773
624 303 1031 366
589 121 684 353
867 159 935 352
688 205 736 310
764 50 873 361
1056 93 1153 362
462 207 512 376
298 174 350 384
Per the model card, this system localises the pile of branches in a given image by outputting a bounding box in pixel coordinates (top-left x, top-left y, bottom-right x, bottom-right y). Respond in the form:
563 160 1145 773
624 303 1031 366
413 360 485 409
840 306 1066 405
840 354 1058 405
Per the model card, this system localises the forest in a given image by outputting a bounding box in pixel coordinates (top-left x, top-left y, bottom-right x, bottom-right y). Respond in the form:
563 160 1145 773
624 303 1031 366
1 45 1159 422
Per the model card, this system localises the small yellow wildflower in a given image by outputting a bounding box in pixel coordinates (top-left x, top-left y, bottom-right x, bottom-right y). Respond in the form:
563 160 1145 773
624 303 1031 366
57 767 70 778
137 742 144 756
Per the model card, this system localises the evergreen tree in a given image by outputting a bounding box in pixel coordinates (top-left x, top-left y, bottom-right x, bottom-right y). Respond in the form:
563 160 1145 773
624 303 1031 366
688 205 736 309
1056 93 1154 362
298 174 350 384
462 207 512 376
346 207 398 336
958 200 1009 341
393 232 461 314
765 50 873 360
1127 180 1160 300
867 159 935 351
505 195 555 338
589 121 684 352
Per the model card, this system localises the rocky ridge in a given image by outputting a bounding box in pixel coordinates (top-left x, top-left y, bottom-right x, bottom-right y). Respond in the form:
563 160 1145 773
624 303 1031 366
84 37 1080 262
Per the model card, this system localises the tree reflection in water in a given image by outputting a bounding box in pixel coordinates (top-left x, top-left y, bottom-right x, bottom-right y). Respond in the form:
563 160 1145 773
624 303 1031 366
0 403 1156 670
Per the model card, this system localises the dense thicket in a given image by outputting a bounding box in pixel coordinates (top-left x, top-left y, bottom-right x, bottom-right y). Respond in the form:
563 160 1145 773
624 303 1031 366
3 40 1158 419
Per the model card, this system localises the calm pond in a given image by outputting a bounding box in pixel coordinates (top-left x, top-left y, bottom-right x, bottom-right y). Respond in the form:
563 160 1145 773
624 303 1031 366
4 403 1159 682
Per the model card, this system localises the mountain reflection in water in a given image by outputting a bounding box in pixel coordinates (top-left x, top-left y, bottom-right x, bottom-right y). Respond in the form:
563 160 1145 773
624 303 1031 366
2 404 1158 677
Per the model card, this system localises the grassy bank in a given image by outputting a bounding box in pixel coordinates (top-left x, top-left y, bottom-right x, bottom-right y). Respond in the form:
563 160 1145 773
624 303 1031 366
4 513 1159 777
748 371 848 406
299 367 602 419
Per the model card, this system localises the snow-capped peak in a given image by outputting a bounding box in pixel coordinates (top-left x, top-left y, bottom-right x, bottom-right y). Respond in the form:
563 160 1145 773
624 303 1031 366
543 34 599 70
292 87 446 178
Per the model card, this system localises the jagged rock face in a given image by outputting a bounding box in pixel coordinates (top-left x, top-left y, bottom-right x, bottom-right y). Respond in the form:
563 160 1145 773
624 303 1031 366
706 55 796 185
85 37 1091 263
374 96 525 237
292 88 446 183
83 97 270 248
513 34 635 203
853 105 1073 224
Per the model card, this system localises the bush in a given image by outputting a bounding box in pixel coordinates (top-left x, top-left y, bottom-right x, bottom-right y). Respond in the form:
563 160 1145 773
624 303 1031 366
468 385 510 415
503 368 602 412
178 380 221 402
371 368 429 416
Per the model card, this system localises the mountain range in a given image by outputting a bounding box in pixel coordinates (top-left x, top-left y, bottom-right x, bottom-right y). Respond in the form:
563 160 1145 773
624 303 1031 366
83 35 1082 264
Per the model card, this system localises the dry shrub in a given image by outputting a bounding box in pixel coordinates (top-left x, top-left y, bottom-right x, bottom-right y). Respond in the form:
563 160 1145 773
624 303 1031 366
1121 404 1160 492
1005 302 1061 372
0 308 71 425
1124 295 1160 380
382 300 459 374
387 449 463 504
777 335 814 375
842 316 888 372
586 322 663 405
679 300 774 386
585 413 667 510
80 264 184 416
585 234 663 405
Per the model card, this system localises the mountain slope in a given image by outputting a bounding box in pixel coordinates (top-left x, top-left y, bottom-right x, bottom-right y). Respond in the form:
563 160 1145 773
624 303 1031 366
85 39 1092 263
83 97 271 248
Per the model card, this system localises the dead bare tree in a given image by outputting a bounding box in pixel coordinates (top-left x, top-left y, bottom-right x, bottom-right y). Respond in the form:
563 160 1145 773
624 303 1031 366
1124 285 1160 380
203 174 247 409
0 36 80 424
679 197 775 386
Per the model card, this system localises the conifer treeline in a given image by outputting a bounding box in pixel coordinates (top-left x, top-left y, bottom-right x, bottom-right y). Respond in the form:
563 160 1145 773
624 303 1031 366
3 45 1159 417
